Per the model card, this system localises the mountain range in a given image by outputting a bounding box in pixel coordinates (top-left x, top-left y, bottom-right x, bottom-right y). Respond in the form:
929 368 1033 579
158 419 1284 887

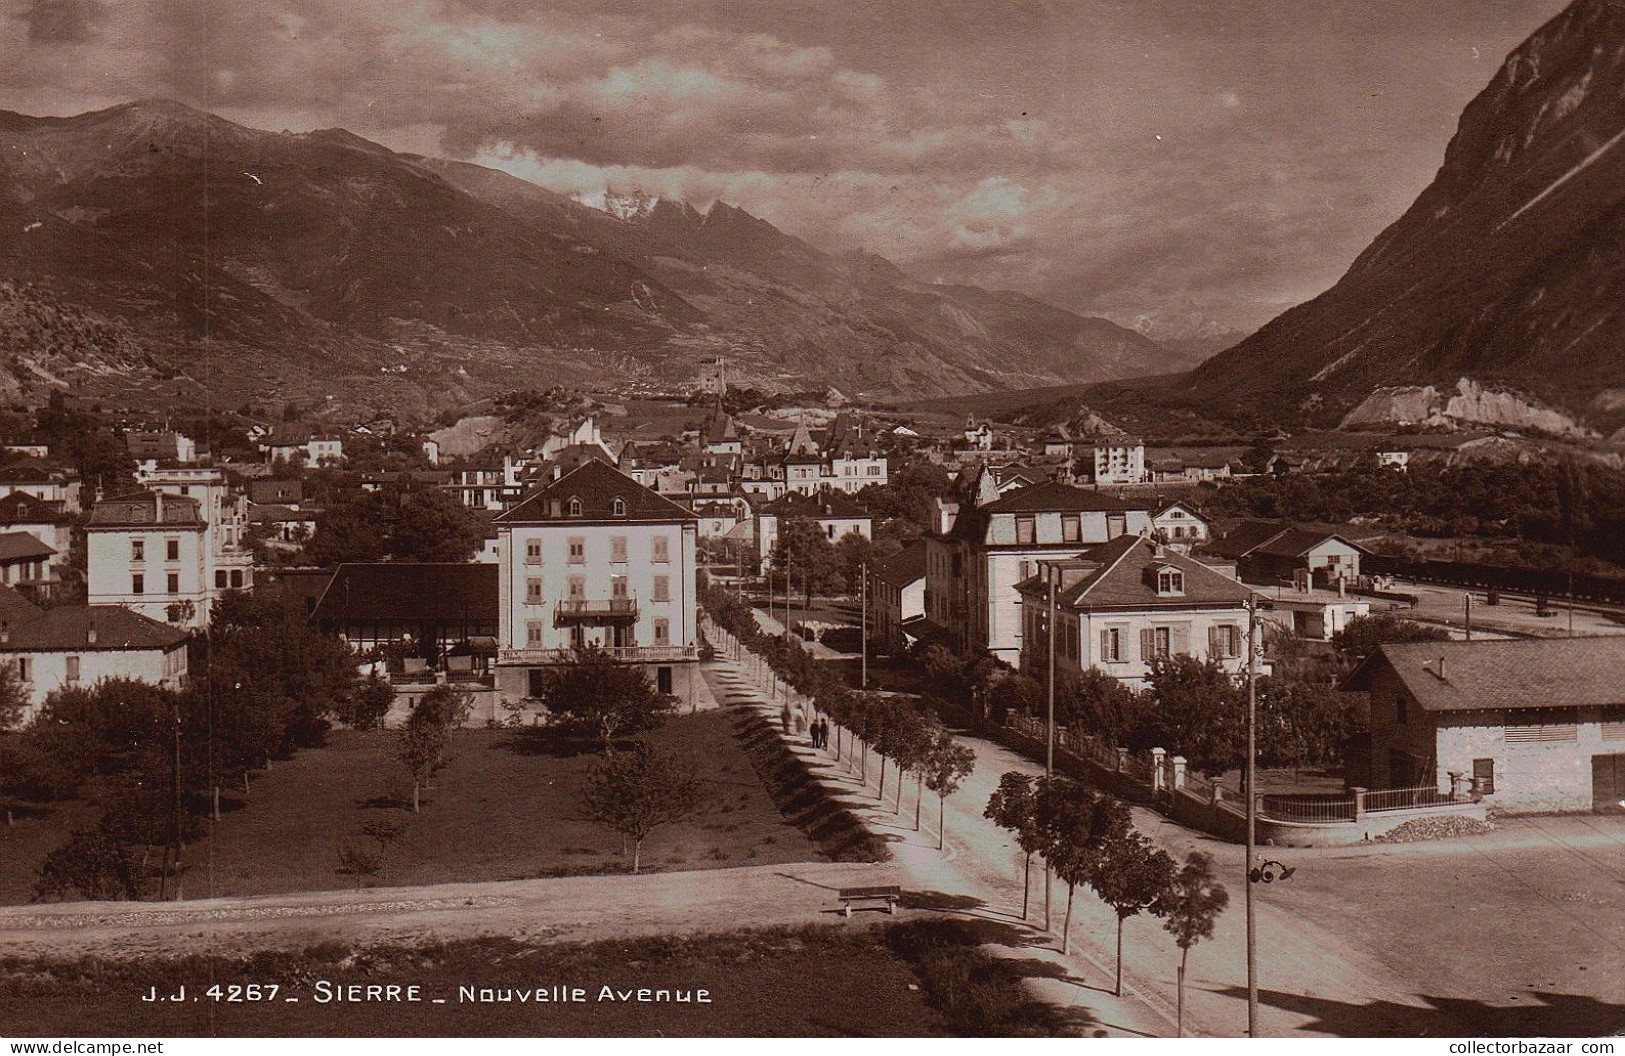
1181 0 1625 436
0 100 1202 420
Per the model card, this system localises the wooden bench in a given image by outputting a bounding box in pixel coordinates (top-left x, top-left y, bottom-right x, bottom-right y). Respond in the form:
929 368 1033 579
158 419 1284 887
837 885 902 917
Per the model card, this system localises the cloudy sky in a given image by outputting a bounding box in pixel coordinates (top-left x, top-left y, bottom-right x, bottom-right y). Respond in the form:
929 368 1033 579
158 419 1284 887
3 0 1571 337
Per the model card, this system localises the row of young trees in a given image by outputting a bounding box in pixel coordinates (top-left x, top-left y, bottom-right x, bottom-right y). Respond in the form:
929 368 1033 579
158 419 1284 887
4 593 365 902
986 771 1228 1035
701 580 976 847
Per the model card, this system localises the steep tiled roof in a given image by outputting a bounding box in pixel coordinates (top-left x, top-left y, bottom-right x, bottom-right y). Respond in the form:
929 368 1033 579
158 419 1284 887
497 460 695 524
0 604 188 652
1016 535 1254 611
1251 527 1371 559
311 562 499 624
981 480 1149 514
870 541 927 589
762 489 870 520
0 492 69 525
87 491 205 528
1344 639 1625 713
0 531 55 561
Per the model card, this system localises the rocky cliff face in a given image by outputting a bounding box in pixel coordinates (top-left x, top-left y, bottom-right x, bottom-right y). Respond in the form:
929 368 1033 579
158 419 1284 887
1339 378 1597 437
1184 0 1625 433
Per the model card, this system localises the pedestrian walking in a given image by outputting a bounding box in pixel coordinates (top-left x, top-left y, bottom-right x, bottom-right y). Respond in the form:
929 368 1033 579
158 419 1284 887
818 718 829 749
780 703 792 734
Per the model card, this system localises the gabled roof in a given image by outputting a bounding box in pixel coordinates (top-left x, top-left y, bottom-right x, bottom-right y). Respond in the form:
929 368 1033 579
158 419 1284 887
762 489 870 520
981 480 1149 515
87 491 206 528
1343 638 1625 713
1154 500 1209 520
1252 527 1371 559
0 458 71 483
0 604 188 652
0 531 56 561
496 459 696 524
0 491 69 526
870 541 927 589
703 415 740 443
1015 535 1255 611
784 419 821 459
311 562 499 625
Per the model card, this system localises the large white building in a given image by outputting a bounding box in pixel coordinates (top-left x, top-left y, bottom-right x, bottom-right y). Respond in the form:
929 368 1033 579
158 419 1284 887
925 480 1154 663
0 586 190 725
493 461 700 708
84 486 249 629
1015 536 1257 689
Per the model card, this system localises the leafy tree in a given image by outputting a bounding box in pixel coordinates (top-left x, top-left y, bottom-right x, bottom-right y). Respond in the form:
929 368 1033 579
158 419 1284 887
1060 668 1141 745
1331 613 1449 662
305 482 485 564
204 591 356 751
921 731 976 850
1038 778 1132 955
532 646 675 752
1089 828 1176 996
985 772 1043 920
0 661 26 731
1153 851 1230 1037
580 742 704 873
33 830 147 902
398 687 466 813
1141 656 1245 775
773 517 843 611
338 672 396 731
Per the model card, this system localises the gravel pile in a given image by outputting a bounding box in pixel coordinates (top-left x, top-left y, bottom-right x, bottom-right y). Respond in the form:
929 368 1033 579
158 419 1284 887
1374 815 1495 843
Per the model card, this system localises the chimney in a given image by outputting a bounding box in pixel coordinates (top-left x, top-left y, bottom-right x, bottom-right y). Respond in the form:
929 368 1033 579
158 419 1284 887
0 620 8 644
1338 577 1346 598
87 626 97 646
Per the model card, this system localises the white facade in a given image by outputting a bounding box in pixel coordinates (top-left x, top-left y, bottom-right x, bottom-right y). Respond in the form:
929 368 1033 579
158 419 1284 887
1088 442 1147 485
493 464 701 708
6 642 188 721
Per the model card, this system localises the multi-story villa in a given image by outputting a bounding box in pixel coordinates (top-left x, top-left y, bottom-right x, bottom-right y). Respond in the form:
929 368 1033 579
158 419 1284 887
925 480 1154 663
85 491 212 628
493 461 700 708
1015 536 1257 689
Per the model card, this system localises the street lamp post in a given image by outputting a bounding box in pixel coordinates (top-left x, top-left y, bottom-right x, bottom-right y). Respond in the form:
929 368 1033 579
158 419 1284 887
1044 561 1056 931
1245 594 1259 1036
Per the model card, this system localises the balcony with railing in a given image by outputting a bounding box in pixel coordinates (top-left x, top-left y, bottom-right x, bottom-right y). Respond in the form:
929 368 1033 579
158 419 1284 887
499 644 697 664
554 596 639 624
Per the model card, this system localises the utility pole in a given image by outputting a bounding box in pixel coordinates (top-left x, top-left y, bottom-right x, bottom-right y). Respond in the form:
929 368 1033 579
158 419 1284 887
861 561 869 690
1245 594 1259 1037
1044 562 1056 931
170 701 182 902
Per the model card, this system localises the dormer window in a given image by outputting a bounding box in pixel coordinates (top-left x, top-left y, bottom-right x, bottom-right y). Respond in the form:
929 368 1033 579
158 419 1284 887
1156 567 1185 596
612 496 627 517
567 497 583 517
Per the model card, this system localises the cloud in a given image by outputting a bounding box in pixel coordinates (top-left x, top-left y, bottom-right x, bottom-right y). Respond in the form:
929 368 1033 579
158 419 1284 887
14 0 104 44
0 0 1573 334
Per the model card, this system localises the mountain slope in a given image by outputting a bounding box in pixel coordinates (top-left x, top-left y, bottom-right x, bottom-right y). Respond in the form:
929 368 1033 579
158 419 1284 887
1183 0 1625 431
0 100 1188 414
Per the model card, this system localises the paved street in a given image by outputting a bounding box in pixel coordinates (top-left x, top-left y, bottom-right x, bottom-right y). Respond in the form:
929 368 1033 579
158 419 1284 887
707 631 1625 1038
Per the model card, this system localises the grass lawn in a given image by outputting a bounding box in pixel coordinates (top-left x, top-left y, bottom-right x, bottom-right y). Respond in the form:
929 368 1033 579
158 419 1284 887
0 921 1066 1037
2 710 823 904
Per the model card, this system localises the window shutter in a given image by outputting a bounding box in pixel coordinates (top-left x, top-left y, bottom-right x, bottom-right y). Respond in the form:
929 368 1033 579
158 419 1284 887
1099 629 1111 661
1208 625 1221 657
1139 627 1155 661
